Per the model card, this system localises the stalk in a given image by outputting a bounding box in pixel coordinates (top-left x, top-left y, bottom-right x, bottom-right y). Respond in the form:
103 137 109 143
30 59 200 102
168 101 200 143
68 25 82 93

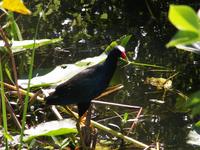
19 15 41 149
0 57 8 149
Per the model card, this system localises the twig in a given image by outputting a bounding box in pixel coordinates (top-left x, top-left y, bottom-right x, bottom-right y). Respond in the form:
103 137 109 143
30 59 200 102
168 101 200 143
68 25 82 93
0 27 22 104
0 81 43 101
145 0 156 20
4 96 22 129
95 84 124 99
92 100 141 109
50 105 63 120
127 107 143 135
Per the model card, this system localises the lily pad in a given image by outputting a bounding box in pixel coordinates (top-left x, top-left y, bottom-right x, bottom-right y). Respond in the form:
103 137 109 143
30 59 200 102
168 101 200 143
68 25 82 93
24 118 77 141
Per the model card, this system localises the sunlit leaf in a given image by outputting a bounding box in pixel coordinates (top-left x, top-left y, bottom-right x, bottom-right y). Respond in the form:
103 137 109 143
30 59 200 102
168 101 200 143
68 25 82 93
0 38 62 53
119 35 132 47
187 128 200 146
1 0 31 15
24 119 77 141
18 54 107 89
175 42 200 55
122 113 128 124
18 36 131 89
145 77 172 90
3 131 13 141
104 41 118 53
166 30 199 47
169 5 200 32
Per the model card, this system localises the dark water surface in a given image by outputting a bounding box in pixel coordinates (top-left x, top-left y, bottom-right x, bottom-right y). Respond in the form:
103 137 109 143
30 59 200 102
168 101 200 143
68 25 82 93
17 0 200 149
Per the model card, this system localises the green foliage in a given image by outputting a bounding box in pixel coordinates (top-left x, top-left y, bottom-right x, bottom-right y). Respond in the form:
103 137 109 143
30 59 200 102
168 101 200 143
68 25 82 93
0 38 62 54
24 119 77 142
100 13 108 20
187 91 200 117
167 5 200 47
122 113 129 124
105 35 132 53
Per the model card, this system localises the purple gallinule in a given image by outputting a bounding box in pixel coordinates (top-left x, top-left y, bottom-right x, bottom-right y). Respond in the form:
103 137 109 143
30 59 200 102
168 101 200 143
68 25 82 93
45 45 126 117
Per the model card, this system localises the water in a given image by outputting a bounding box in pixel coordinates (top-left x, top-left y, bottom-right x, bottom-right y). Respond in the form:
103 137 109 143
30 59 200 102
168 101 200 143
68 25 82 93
16 0 200 149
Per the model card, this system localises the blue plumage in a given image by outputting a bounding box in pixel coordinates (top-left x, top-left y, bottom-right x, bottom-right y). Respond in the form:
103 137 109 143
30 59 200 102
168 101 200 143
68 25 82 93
45 45 126 117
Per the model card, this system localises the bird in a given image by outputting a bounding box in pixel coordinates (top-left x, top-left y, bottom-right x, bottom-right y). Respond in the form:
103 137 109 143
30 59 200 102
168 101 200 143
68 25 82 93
45 45 126 117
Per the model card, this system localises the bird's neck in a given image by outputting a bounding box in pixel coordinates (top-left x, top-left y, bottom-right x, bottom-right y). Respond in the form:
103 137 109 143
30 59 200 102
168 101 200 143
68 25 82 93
103 54 119 75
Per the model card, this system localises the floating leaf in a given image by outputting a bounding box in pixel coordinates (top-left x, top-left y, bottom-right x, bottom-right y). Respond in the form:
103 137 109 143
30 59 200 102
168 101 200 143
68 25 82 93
0 38 62 53
187 127 200 146
1 0 31 15
18 36 130 89
24 119 77 141
145 77 172 90
18 54 107 89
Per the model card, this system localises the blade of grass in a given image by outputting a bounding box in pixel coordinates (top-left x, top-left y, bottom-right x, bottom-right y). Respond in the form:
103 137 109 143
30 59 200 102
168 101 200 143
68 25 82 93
0 56 8 149
19 15 41 149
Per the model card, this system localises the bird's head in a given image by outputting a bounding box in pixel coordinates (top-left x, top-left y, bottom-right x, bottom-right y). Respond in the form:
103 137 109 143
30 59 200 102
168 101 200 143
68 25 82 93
116 45 126 59
110 45 126 59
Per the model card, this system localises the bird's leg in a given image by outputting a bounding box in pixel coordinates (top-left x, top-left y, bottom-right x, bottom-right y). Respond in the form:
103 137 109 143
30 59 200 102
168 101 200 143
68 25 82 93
76 117 88 150
78 107 91 149
78 105 97 150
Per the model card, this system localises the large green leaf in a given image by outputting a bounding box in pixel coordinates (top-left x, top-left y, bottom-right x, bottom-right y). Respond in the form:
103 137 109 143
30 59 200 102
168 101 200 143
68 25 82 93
166 30 199 47
24 119 77 142
18 54 107 89
0 38 62 53
169 5 200 32
18 35 132 89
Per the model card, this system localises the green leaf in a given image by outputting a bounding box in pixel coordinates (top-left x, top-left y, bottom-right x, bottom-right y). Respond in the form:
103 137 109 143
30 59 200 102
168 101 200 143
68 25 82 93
18 54 107 89
100 13 108 19
122 113 128 124
169 5 200 32
3 131 13 141
8 12 23 40
187 91 200 107
187 128 200 146
24 119 77 142
5 64 14 84
119 35 132 47
11 19 23 41
195 121 200 127
166 30 199 47
104 41 118 53
0 38 62 53
187 91 200 117
18 36 131 89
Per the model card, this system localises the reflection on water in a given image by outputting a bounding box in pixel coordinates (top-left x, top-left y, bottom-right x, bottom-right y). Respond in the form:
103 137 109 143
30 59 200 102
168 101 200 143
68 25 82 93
18 0 200 149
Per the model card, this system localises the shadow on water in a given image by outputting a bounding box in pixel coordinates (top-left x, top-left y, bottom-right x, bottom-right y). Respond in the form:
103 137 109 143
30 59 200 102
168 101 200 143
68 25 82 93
16 0 200 149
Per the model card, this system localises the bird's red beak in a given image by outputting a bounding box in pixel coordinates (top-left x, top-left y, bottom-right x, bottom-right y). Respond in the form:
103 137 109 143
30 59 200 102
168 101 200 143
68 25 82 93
121 52 127 59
